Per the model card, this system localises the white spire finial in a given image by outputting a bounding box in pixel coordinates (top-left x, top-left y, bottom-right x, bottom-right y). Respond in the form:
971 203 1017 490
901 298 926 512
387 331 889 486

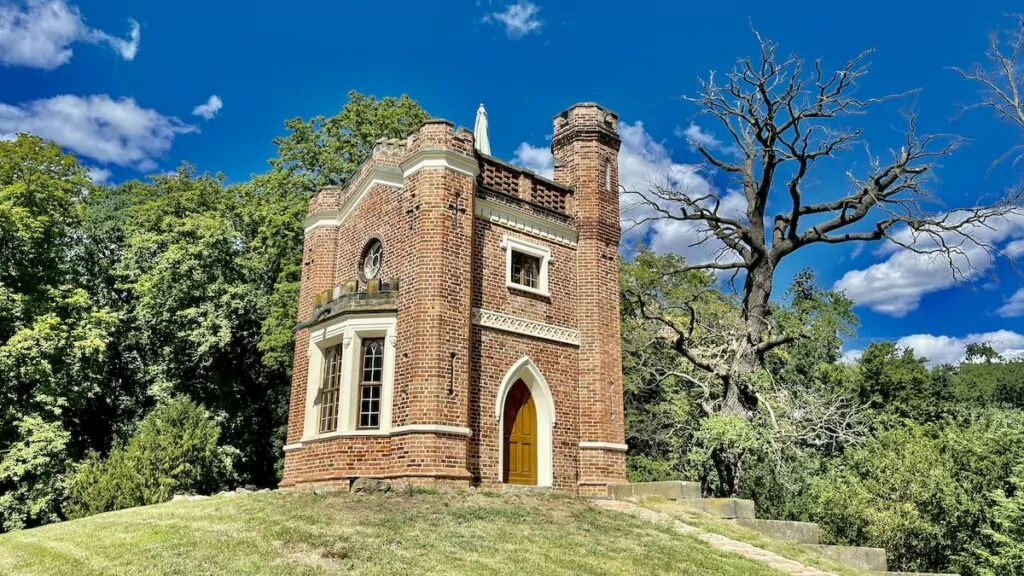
474 103 491 155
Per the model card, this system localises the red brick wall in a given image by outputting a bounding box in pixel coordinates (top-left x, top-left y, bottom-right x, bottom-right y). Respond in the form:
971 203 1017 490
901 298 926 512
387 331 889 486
468 328 580 491
471 220 577 328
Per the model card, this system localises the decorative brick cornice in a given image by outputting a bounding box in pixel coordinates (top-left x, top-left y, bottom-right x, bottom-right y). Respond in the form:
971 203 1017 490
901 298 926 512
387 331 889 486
471 308 580 346
475 197 578 247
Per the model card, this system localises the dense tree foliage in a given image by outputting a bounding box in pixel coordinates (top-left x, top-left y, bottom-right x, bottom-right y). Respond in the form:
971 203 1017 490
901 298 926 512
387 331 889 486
622 251 1024 575
67 397 231 519
0 92 430 530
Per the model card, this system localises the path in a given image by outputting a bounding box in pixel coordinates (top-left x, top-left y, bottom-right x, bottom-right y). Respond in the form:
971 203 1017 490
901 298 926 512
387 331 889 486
594 500 838 576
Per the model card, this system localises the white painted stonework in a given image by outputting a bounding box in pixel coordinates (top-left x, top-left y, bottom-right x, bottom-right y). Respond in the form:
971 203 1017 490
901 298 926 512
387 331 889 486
471 308 580 346
301 314 398 443
475 197 578 247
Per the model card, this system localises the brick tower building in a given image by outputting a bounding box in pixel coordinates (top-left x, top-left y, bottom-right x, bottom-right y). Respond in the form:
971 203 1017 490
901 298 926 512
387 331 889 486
279 103 627 495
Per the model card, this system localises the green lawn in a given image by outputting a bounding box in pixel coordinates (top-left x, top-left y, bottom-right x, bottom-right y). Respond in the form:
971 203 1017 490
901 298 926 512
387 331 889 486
0 489 788 576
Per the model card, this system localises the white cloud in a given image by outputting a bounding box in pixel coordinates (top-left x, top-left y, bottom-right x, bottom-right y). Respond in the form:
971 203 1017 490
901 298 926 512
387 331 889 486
513 142 552 178
997 288 1024 318
483 1 541 38
840 349 864 364
0 0 139 69
834 210 1024 317
513 120 744 267
192 95 223 121
86 165 111 184
895 330 1024 366
0 94 196 171
1005 239 1024 258
676 123 738 157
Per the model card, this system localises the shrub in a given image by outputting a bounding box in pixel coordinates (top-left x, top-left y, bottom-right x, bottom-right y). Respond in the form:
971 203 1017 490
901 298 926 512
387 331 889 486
67 397 232 518
0 417 72 531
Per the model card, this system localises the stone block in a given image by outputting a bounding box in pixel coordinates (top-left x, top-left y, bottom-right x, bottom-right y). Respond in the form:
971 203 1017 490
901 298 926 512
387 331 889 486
733 518 820 544
806 544 887 571
872 569 958 573
676 498 756 519
606 481 702 501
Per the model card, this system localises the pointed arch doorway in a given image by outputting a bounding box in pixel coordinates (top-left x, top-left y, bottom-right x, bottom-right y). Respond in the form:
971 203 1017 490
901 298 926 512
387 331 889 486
502 380 537 485
496 356 555 487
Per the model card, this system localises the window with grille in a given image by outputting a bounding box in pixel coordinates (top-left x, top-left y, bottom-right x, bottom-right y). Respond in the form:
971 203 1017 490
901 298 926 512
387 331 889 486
318 344 343 433
358 338 385 429
511 251 540 290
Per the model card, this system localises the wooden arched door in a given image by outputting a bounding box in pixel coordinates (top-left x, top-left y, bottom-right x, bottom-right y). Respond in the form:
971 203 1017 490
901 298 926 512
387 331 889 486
502 379 537 485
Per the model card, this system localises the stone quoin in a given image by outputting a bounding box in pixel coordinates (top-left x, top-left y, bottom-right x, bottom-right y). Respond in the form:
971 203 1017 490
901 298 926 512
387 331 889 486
279 102 627 495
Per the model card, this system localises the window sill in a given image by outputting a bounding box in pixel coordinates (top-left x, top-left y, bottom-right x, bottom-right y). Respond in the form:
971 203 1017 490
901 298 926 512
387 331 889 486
293 424 473 449
300 429 390 444
506 282 550 298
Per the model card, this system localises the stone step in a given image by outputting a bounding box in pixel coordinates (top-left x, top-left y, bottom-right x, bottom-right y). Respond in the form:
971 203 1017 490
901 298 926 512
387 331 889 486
501 484 552 494
675 498 756 519
731 518 820 544
806 544 887 572
872 572 959 576
606 481 702 502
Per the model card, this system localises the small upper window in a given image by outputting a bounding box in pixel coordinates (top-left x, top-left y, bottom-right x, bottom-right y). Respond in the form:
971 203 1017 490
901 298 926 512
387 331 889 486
604 158 612 192
501 235 551 297
511 252 540 290
361 239 382 280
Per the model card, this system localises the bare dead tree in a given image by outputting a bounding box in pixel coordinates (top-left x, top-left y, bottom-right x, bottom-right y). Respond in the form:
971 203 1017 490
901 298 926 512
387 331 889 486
953 14 1024 166
622 32 1023 493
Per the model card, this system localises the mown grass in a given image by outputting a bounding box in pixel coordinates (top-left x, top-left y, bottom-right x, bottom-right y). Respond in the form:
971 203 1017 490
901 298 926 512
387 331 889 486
0 490 788 576
643 498 872 576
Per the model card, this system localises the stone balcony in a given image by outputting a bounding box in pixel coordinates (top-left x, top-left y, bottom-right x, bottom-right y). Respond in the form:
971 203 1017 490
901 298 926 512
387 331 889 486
295 278 399 331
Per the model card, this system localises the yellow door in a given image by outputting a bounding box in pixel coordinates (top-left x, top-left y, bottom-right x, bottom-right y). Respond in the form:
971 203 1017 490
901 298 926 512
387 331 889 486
503 380 537 485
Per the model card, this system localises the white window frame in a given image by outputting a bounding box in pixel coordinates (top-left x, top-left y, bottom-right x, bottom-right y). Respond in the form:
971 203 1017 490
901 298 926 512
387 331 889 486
301 314 397 442
501 235 551 297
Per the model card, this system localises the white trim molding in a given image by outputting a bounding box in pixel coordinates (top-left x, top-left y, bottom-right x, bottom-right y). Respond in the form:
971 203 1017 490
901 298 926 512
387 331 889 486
579 441 629 452
303 211 340 235
496 356 556 487
472 308 580 346
303 166 404 235
401 148 480 179
390 424 472 437
475 198 578 247
500 235 552 297
337 166 404 227
282 442 304 453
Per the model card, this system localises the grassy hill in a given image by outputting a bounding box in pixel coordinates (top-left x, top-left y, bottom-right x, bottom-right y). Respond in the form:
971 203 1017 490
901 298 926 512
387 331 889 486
0 489 796 576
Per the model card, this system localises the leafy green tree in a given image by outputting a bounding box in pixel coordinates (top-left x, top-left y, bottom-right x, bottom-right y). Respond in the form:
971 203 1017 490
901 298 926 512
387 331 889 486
67 397 232 519
271 90 430 192
622 251 865 495
0 417 71 531
973 462 1024 574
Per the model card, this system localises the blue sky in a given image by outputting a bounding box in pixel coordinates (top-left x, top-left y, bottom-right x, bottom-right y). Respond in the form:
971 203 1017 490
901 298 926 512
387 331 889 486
2 0 1023 364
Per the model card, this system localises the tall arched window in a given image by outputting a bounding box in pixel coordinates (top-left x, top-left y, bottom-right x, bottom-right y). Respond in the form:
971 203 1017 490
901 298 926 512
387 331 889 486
603 158 612 192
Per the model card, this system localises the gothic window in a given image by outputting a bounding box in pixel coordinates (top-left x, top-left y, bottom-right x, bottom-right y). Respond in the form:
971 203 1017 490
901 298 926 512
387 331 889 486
318 344 343 433
604 158 612 192
361 239 383 280
358 338 385 429
511 251 540 289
